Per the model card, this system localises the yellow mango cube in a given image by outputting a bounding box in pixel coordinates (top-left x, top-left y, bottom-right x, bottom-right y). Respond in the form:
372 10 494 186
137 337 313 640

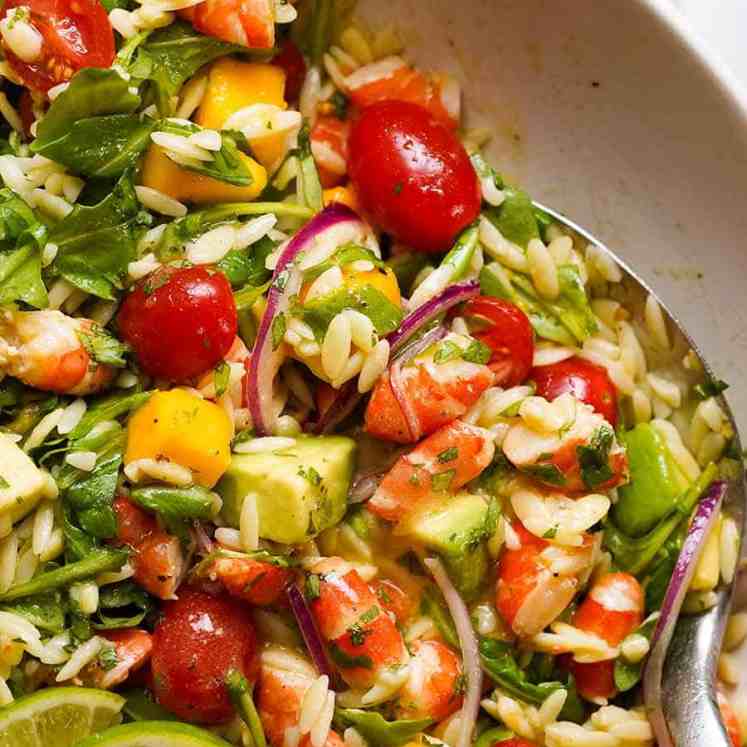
196 59 288 169
140 145 267 205
125 389 233 488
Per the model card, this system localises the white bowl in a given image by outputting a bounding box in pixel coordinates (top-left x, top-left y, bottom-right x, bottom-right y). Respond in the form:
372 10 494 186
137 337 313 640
359 0 747 436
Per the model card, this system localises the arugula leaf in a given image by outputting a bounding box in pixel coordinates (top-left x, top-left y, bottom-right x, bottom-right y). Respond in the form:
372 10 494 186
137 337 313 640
93 581 154 630
1 591 65 634
614 612 660 692
50 171 146 299
334 709 431 747
35 67 140 138
485 187 538 248
69 390 151 442
479 638 584 722
66 451 122 539
34 114 157 178
130 22 241 113
77 325 129 367
295 123 323 211
576 425 614 489
217 234 275 288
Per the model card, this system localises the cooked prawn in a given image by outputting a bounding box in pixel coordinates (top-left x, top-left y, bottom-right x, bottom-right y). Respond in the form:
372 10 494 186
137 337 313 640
80 629 153 690
179 0 275 49
368 420 495 523
311 115 350 189
306 556 409 693
210 555 294 606
257 645 345 747
112 496 185 600
0 309 115 395
365 335 495 443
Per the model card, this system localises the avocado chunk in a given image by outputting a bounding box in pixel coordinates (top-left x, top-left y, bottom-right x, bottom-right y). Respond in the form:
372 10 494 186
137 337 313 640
404 492 491 601
0 432 47 522
613 423 690 537
218 435 356 544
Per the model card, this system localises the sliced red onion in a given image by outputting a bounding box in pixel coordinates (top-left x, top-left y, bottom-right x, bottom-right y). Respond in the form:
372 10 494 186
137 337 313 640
305 380 361 435
424 557 481 747
643 480 727 747
388 280 479 356
287 583 337 685
246 204 369 435
393 323 448 365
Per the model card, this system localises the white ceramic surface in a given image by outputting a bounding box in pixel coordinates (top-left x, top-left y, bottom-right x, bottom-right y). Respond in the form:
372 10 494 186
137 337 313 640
359 0 747 438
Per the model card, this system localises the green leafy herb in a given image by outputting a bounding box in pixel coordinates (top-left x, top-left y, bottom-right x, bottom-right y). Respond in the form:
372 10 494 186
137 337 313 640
474 728 514 747
129 485 218 522
330 91 349 119
65 451 122 539
302 243 383 283
431 469 456 493
1 591 65 634
433 340 462 365
694 377 729 400
462 339 491 364
218 235 275 288
328 642 373 670
614 612 660 692
542 526 559 539
98 647 119 671
235 280 271 311
577 425 614 489
305 574 321 601
419 585 459 648
523 462 567 487
359 605 379 625
50 171 147 299
0 476 8 490
214 361 230 397
93 581 154 630
437 447 458 464
77 325 129 367
122 689 178 722
334 709 431 747
271 313 287 350
295 123 323 212
69 390 151 442
485 186 538 248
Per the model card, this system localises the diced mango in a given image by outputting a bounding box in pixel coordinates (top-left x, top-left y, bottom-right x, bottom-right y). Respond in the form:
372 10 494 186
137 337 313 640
140 145 267 204
323 186 359 212
197 59 288 169
125 389 232 488
345 265 402 307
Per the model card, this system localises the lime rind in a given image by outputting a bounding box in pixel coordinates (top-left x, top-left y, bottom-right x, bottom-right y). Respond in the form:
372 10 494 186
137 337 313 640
73 721 232 746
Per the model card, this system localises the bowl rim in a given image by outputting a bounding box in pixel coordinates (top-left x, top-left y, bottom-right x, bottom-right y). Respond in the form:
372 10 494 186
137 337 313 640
641 0 747 121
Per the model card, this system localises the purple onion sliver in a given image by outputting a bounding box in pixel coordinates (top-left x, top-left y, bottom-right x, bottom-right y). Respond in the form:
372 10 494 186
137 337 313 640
643 480 728 747
392 324 448 365
389 279 480 355
247 205 365 435
305 380 361 435
287 584 337 685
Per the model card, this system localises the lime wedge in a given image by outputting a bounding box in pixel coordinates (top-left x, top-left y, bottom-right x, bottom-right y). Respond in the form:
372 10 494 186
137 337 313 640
0 687 124 747
73 721 231 746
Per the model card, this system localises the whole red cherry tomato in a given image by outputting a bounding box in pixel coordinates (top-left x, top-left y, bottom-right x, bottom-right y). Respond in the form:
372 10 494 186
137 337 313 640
1 0 115 92
272 38 306 102
151 588 259 724
348 100 480 253
532 356 618 426
462 296 534 387
118 265 237 382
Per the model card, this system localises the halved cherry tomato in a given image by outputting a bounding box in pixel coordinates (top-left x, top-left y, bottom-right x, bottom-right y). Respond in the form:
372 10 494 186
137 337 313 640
532 356 618 426
348 100 480 253
151 588 259 724
272 38 306 101
462 296 534 387
118 266 237 382
1 0 115 93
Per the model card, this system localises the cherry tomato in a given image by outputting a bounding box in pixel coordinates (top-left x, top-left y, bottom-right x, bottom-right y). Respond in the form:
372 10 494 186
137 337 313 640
348 100 480 253
531 356 618 426
462 296 534 387
272 38 306 102
118 266 237 382
151 588 259 724
1 0 115 93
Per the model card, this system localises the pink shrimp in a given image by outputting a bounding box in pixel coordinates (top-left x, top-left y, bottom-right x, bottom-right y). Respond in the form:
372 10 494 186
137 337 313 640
80 629 153 690
0 310 115 395
197 336 250 407
395 639 463 721
368 420 495 523
210 556 294 606
257 647 345 747
179 0 275 48
365 337 495 444
306 557 409 691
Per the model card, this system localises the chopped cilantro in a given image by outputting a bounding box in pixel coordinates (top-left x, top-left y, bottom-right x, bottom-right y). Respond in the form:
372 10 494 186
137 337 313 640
577 425 615 489
271 313 287 351
359 605 379 625
98 647 119 672
305 573 321 601
462 339 491 365
433 341 462 365
329 643 374 670
437 447 459 464
330 91 349 119
523 463 566 487
77 326 129 367
431 469 456 493
214 360 230 397
694 377 729 400
542 526 558 539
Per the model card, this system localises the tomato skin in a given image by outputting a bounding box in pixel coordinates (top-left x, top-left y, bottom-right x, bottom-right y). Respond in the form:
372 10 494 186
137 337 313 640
2 0 115 92
272 39 306 101
118 266 237 382
151 588 259 724
532 356 618 426
462 297 534 387
348 100 480 253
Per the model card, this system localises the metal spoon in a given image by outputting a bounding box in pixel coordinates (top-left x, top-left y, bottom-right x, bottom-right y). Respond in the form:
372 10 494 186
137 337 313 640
536 202 747 746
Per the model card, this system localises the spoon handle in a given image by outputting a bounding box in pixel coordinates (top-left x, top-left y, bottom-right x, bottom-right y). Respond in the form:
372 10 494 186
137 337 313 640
661 591 732 745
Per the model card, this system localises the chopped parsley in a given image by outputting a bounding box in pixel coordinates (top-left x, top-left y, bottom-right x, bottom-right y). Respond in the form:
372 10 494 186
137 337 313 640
77 326 129 367
577 425 615 489
437 447 459 464
98 647 119 672
433 341 462 365
523 463 566 487
214 360 230 397
462 339 491 365
271 313 287 350
305 573 321 601
542 526 559 539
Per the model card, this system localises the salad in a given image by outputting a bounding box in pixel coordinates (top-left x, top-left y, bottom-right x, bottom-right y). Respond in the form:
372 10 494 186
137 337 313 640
0 1 742 746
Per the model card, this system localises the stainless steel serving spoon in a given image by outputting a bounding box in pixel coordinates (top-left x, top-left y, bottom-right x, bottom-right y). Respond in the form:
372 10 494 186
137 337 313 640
537 203 746 746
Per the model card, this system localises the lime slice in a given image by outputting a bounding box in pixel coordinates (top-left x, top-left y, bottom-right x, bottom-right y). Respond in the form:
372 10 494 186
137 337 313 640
73 721 231 746
0 687 124 747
